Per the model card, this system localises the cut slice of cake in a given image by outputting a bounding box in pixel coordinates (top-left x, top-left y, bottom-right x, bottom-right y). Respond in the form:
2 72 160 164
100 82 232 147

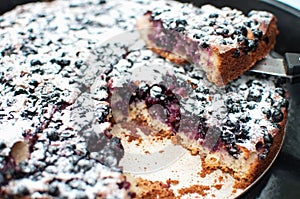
137 3 279 86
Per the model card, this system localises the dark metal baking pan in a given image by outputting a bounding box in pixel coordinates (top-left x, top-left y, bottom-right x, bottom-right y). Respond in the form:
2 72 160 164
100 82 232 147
1 0 299 198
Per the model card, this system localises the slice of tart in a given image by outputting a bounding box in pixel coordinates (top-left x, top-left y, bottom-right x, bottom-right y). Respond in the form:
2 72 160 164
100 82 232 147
137 3 279 86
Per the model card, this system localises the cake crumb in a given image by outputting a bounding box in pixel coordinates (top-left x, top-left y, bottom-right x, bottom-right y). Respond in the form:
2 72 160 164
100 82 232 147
166 179 179 186
213 184 223 190
135 178 176 199
218 176 224 182
178 185 210 196
198 167 215 178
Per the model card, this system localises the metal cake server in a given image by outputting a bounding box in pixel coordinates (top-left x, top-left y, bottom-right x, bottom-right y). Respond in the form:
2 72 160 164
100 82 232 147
250 52 300 83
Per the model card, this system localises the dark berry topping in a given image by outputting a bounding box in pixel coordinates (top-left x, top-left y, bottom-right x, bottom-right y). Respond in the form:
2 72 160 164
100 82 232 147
143 56 150 60
48 185 60 196
20 44 38 55
14 88 28 96
252 29 263 39
136 83 149 99
50 59 71 67
225 119 235 128
31 68 45 75
237 35 248 45
221 40 227 45
258 152 268 160
220 131 235 145
21 109 38 119
1 45 15 56
98 0 106 4
228 104 241 113
208 20 216 26
117 181 131 190
198 118 208 139
240 114 251 123
239 26 248 36
175 19 188 26
174 26 185 32
0 72 5 84
228 145 240 159
262 107 271 119
246 38 259 52
263 133 273 145
232 29 241 36
16 186 30 196
246 102 257 110
30 59 42 66
226 99 243 113
223 28 230 35
201 42 209 48
247 89 262 102
47 131 60 141
75 60 84 69
246 80 253 88
275 87 285 97
150 85 164 99
272 109 283 123
216 28 230 37
130 83 181 131
0 142 6 151
96 105 110 123
237 129 250 141
104 65 113 75
151 11 162 18
243 20 254 28
193 33 204 39
274 99 289 109
265 95 274 104
183 64 194 72
256 141 263 150
28 79 39 87
209 13 219 18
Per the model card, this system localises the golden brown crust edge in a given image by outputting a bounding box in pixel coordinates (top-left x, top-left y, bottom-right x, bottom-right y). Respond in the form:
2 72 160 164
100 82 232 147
214 15 279 86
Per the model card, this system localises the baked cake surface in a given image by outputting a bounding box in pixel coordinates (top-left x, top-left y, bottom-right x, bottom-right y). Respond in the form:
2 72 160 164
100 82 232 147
0 0 288 198
137 3 279 85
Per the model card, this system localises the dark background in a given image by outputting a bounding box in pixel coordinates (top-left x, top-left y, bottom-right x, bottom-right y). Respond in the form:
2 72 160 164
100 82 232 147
1 0 300 198
0 0 38 14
